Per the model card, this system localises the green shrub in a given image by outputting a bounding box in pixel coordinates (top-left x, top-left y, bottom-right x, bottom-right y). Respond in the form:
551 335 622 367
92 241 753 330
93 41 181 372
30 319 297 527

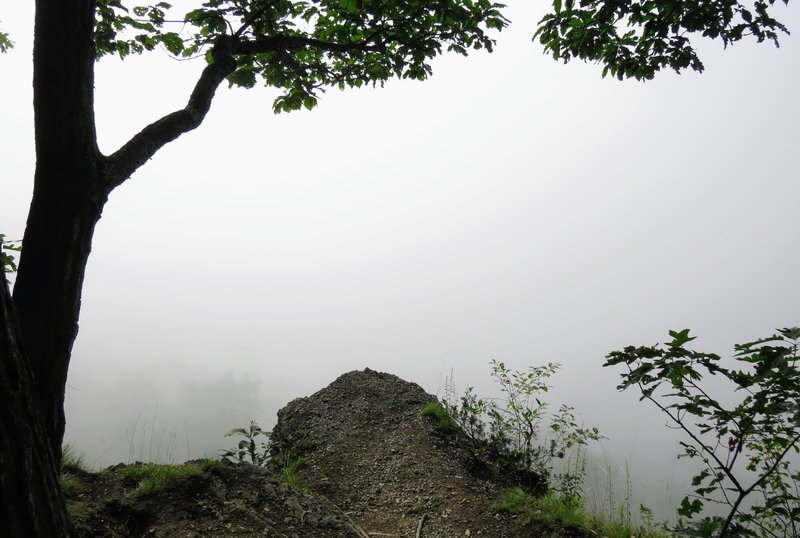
442 360 602 496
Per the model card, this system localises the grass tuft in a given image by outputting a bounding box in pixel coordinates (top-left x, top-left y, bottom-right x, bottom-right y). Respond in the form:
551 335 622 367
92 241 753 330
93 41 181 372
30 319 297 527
121 463 202 496
60 473 81 498
61 443 89 474
200 458 224 472
419 401 459 435
494 488 669 538
281 455 307 490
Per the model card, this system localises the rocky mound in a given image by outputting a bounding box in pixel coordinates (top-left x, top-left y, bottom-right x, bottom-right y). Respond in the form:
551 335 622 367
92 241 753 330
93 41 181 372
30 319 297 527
271 368 537 537
65 368 587 537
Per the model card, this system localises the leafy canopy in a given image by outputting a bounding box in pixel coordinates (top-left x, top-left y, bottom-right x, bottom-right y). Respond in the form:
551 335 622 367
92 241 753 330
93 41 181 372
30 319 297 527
536 0 792 80
1 0 794 85
92 0 508 112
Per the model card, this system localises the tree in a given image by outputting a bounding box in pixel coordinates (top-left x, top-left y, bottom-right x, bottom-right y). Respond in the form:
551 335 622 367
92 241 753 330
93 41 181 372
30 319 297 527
605 328 800 536
0 0 791 534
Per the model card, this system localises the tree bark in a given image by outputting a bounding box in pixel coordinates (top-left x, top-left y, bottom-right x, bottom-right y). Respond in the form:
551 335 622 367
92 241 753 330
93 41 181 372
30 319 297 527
13 0 241 464
12 0 105 463
0 258 77 537
2 1 236 532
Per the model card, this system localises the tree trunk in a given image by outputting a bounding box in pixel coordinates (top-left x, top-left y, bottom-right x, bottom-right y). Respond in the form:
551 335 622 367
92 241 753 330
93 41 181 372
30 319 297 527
0 260 76 536
13 0 105 461
2 1 237 533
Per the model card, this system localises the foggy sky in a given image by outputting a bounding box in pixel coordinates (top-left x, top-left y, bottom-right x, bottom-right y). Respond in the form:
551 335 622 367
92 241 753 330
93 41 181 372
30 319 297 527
1 0 798 522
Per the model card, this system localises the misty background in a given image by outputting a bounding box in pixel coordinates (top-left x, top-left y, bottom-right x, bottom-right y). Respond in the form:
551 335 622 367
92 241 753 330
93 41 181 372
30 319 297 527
2 0 798 522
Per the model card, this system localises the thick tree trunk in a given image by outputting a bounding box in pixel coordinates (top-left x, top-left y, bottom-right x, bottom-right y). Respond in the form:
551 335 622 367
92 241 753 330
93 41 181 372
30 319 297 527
13 0 105 462
2 1 236 533
0 262 77 536
12 0 235 461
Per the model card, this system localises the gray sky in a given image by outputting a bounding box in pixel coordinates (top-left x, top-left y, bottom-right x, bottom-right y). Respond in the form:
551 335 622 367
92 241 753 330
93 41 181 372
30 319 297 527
2 0 798 521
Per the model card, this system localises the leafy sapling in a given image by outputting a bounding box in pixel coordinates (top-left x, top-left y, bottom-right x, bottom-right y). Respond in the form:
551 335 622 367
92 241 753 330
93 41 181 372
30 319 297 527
221 420 272 467
443 360 602 498
605 327 800 537
486 360 602 497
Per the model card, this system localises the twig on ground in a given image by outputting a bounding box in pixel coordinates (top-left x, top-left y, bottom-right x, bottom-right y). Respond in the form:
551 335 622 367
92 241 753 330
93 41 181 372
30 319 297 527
415 513 428 538
342 512 371 538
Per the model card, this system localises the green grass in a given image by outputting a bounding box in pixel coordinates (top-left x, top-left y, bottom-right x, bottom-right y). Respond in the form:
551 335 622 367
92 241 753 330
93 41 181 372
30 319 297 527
493 488 670 538
121 463 202 496
60 444 89 499
280 455 307 490
419 401 459 435
61 443 89 474
200 458 224 472
60 473 81 499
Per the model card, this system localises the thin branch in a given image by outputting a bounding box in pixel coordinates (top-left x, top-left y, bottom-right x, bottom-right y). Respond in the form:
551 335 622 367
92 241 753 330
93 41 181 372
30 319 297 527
100 21 427 191
638 381 744 494
720 431 800 536
685 375 740 430
233 0 280 38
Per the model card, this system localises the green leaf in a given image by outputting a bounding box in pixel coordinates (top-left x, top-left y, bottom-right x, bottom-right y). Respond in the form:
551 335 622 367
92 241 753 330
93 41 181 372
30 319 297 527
0 31 14 53
160 32 184 55
668 329 695 348
339 0 359 14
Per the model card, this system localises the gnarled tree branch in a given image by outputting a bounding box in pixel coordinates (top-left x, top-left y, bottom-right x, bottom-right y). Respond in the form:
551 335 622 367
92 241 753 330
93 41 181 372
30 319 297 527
102 33 379 192
104 38 238 191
